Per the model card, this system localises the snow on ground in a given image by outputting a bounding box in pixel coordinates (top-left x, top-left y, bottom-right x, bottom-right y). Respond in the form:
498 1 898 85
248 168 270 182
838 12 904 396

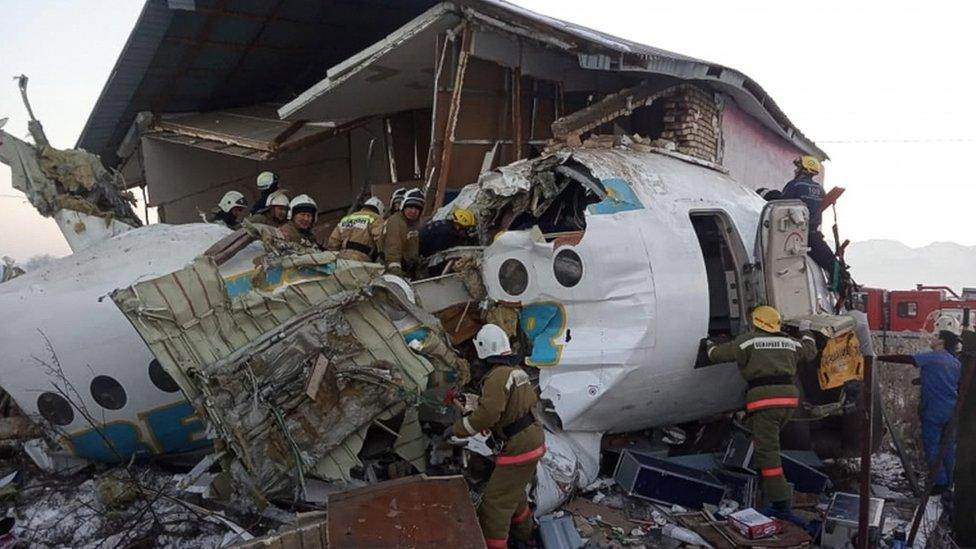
9 465 246 548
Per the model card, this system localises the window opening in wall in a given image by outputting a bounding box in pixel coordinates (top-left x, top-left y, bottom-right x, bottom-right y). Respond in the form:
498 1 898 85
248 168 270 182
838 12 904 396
690 213 744 338
897 301 918 318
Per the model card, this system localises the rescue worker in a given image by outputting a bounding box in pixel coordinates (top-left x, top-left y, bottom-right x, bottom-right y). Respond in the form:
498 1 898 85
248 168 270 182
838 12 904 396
781 156 838 278
447 324 545 549
419 208 478 258
250 171 279 215
327 197 385 262
247 190 290 227
211 190 248 229
382 188 423 278
878 326 962 496
388 187 407 218
278 194 322 249
706 305 817 516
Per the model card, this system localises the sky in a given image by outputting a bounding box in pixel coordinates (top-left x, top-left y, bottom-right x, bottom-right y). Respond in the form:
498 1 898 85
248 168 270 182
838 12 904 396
1 0 975 262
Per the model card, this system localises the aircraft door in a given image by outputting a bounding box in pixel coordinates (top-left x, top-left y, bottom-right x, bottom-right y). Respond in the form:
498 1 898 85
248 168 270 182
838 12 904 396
755 200 815 319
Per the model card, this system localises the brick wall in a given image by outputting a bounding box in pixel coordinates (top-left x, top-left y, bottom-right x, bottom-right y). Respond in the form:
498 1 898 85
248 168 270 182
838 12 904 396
660 87 720 163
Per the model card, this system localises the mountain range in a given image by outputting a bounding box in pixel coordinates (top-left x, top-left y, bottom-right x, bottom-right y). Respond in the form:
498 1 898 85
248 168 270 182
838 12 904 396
843 239 975 291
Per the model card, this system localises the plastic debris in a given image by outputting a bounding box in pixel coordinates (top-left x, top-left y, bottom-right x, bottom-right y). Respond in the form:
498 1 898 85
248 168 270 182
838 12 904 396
661 523 713 548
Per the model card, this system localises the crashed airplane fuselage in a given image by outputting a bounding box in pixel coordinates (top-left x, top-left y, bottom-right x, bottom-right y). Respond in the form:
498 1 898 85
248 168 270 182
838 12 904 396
1 143 858 472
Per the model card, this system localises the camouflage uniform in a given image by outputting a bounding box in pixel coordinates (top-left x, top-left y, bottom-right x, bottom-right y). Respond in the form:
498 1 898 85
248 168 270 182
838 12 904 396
278 220 323 250
453 361 545 548
246 212 286 228
382 211 419 277
708 330 817 505
326 208 384 262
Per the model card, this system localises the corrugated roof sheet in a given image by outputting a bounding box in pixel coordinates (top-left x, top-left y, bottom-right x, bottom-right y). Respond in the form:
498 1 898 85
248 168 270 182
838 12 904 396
79 0 825 167
77 0 437 167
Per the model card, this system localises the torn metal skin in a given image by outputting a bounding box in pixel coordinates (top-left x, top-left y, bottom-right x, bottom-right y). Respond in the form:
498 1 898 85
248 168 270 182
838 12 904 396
112 238 468 508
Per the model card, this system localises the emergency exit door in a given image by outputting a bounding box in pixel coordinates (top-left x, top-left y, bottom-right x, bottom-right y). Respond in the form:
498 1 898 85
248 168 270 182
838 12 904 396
755 200 815 320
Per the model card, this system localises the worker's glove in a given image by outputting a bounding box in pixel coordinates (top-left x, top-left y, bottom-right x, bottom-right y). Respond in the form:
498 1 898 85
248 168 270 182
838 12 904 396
797 319 812 332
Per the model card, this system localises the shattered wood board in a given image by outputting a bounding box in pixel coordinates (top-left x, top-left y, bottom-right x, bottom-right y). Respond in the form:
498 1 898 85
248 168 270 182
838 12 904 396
674 513 737 549
326 475 484 548
563 497 632 530
113 252 466 503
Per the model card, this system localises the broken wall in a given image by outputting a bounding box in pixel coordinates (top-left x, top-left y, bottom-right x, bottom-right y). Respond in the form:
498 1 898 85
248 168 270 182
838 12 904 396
140 122 389 224
660 86 720 163
720 100 817 191
430 50 561 198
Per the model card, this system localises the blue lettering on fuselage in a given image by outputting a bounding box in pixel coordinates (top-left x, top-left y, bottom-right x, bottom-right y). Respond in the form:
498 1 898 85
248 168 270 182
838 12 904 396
68 400 210 462
588 178 644 215
520 302 568 367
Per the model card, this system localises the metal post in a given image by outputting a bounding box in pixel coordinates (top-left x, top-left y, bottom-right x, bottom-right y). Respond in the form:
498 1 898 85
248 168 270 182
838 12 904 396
857 356 874 549
907 330 976 546
952 324 975 545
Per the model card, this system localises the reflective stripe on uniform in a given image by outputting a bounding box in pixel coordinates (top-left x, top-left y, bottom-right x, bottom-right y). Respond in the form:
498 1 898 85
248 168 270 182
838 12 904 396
495 444 545 466
802 335 815 344
505 368 531 390
761 466 784 477
485 538 507 548
746 397 799 411
511 505 531 525
388 262 401 269
739 337 803 351
462 416 475 436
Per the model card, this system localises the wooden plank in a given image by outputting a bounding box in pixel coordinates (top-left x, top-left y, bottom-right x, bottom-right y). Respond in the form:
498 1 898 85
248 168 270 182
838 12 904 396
431 25 471 214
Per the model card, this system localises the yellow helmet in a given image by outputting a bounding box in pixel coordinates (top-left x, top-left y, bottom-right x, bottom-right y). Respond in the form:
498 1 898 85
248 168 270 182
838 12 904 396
752 305 782 333
794 155 822 175
451 208 476 228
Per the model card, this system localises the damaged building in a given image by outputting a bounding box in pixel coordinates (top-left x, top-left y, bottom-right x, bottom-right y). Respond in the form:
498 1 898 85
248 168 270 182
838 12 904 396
80 0 825 228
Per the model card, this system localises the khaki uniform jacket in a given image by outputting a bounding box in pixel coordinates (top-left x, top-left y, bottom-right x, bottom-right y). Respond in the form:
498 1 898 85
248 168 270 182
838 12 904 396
246 212 286 228
327 209 384 261
453 364 545 456
708 330 817 405
382 211 419 274
278 221 323 250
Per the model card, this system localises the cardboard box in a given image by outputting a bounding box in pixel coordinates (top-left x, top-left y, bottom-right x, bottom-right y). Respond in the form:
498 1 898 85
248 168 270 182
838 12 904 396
728 508 780 539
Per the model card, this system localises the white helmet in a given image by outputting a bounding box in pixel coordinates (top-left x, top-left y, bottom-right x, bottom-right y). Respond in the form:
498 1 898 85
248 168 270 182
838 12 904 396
218 190 247 213
473 323 511 359
256 171 278 190
364 196 385 217
289 194 318 218
266 190 290 208
934 314 962 335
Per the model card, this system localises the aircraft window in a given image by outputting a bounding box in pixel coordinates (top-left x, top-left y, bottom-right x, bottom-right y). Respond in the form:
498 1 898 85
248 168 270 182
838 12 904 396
149 359 180 393
90 375 127 410
37 392 73 426
499 258 528 296
553 249 583 287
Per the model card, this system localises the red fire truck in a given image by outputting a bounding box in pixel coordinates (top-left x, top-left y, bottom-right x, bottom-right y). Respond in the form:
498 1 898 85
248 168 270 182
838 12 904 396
861 285 976 332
